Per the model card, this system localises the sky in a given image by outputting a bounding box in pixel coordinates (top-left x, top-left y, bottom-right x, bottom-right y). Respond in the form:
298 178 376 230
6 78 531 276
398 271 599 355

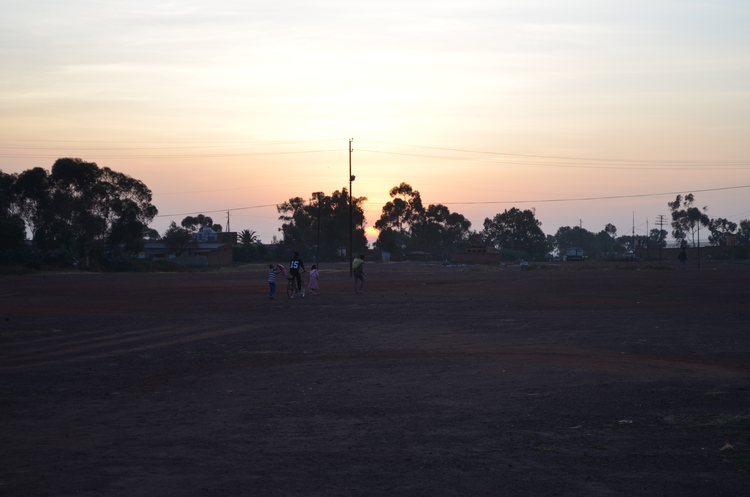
2 0 749 245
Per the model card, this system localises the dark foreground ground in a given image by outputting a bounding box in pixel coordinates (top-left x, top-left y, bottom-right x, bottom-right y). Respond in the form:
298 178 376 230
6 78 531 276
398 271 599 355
1 261 749 497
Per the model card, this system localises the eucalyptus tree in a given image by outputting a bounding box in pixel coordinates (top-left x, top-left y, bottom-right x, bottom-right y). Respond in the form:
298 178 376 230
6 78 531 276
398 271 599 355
181 214 222 232
9 158 157 262
482 207 549 258
410 203 473 255
668 194 710 247
277 188 367 260
737 220 750 245
707 217 737 246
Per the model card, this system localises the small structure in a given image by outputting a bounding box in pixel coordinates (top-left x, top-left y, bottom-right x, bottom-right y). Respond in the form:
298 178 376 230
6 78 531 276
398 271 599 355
193 228 237 244
139 240 234 266
565 247 586 261
452 246 502 265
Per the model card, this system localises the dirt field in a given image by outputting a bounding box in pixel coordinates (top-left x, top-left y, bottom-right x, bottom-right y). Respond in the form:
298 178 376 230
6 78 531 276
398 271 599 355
1 261 749 496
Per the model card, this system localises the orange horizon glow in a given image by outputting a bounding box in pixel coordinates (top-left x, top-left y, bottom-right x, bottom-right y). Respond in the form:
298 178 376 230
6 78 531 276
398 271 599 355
1 2 748 244
364 226 380 240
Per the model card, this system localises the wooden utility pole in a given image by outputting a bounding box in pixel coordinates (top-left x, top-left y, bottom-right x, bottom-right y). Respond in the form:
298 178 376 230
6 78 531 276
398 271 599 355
656 214 667 261
349 138 354 277
316 195 321 267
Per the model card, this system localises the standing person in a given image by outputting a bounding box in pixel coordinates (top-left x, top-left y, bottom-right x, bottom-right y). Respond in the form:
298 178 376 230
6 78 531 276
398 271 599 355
353 254 365 294
309 264 319 295
289 251 306 297
267 264 281 299
678 247 687 270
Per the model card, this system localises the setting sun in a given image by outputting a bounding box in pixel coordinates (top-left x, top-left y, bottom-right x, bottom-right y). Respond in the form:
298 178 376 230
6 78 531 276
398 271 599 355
364 226 380 243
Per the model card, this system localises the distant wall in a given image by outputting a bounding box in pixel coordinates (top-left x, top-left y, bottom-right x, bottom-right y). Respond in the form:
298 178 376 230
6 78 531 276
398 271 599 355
451 253 503 265
174 245 234 266
634 245 739 262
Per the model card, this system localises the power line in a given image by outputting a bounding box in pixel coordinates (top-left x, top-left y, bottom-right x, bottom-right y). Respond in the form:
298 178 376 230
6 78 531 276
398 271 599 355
156 204 278 218
0 149 342 160
2 137 748 167
356 149 750 171
153 184 750 221
0 138 347 145
438 184 750 206
362 139 750 164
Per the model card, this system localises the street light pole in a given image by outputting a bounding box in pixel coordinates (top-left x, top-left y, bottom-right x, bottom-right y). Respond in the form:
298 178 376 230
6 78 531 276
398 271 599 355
349 138 354 277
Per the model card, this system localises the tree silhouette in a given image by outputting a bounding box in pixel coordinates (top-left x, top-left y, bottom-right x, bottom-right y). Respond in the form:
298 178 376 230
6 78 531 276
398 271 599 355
162 221 193 257
374 184 474 254
238 229 260 245
277 188 367 261
483 207 549 258
668 194 710 247
181 214 222 233
7 158 157 263
707 217 737 246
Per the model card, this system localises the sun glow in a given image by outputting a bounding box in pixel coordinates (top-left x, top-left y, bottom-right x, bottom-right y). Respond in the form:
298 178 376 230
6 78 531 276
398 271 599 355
364 226 380 243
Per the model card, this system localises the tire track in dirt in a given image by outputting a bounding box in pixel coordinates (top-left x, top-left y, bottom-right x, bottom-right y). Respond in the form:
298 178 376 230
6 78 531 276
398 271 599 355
0 323 258 371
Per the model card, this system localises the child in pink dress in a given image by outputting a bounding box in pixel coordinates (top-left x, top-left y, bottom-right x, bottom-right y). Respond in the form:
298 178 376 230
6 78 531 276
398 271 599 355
309 265 319 295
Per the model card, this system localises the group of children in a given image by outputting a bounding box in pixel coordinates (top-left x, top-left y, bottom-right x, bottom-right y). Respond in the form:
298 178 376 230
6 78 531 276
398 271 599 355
267 263 319 299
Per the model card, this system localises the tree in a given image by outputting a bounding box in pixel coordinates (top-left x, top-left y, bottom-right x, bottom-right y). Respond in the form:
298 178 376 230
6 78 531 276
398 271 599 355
277 188 367 260
162 221 193 257
143 227 161 240
238 229 260 245
648 228 668 248
0 170 27 256
553 225 597 256
410 203 473 255
0 170 20 223
373 184 475 254
604 223 617 254
707 217 737 246
375 183 424 235
737 220 750 245
10 167 49 242
0 219 25 255
482 207 549 258
181 214 222 233
8 159 157 263
668 194 709 247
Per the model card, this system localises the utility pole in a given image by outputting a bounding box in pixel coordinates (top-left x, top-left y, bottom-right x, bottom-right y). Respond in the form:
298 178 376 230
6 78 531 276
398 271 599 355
349 138 354 277
656 214 667 261
225 210 230 233
316 195 321 267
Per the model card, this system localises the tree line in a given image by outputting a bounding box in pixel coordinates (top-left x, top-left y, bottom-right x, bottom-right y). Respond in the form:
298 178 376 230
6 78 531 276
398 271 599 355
3 160 750 268
1 159 156 268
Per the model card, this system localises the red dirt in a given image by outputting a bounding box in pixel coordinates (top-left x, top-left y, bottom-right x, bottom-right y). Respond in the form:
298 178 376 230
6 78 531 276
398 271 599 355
1 261 749 496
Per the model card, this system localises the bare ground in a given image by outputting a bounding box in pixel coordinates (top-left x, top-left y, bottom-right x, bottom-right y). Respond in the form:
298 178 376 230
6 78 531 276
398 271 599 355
1 261 749 496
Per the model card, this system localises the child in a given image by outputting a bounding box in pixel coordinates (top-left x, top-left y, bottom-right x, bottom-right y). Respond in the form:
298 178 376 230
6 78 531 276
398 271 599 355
309 264 319 295
268 264 281 299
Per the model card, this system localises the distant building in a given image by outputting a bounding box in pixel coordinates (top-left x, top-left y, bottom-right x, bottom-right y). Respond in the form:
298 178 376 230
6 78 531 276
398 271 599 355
452 246 502 265
565 247 586 261
139 240 234 266
192 228 237 244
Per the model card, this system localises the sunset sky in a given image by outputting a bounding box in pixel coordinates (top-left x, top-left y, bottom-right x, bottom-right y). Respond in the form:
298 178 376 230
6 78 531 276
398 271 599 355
2 1 749 245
